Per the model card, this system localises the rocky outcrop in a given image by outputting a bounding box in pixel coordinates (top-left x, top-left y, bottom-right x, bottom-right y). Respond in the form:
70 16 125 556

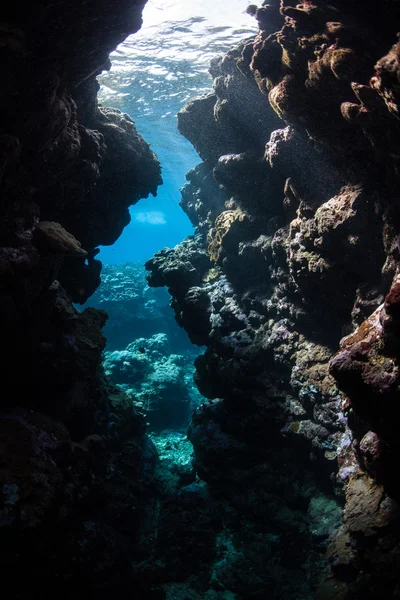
0 0 163 404
325 275 400 598
1 0 162 307
0 298 159 597
146 2 400 596
0 0 163 596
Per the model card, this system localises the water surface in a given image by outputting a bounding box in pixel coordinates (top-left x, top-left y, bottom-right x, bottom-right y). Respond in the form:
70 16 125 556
98 0 256 264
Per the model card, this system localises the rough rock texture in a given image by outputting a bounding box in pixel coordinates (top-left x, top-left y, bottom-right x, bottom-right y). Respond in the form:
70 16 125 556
1 0 162 303
0 313 160 598
146 2 400 597
0 0 163 596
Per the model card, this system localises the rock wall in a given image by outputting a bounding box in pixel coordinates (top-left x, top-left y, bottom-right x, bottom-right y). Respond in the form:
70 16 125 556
0 1 163 596
146 1 400 596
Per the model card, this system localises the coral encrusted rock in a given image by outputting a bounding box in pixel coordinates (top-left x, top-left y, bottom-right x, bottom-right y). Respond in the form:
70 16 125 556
146 2 400 597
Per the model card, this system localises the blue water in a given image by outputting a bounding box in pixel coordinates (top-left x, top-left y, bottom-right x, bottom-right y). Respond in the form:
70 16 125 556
97 0 256 265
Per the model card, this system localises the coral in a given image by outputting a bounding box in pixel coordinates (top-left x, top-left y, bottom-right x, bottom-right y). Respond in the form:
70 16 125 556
149 430 196 496
207 209 249 263
146 3 400 596
104 333 199 432
82 262 189 351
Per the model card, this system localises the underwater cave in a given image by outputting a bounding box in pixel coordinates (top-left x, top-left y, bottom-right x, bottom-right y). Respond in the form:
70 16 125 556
1 0 400 598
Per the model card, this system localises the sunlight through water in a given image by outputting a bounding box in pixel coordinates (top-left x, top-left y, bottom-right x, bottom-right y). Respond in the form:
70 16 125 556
98 0 256 264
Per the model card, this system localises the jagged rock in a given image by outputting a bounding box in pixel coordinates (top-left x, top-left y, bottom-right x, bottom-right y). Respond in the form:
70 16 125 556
146 234 212 292
3 0 400 597
177 39 281 163
39 106 162 255
147 3 400 596
330 280 400 436
0 2 164 595
180 163 225 233
33 221 87 256
0 0 162 332
372 39 400 119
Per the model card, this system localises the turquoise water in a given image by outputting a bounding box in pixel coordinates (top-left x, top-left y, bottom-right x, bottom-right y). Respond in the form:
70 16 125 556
98 0 256 264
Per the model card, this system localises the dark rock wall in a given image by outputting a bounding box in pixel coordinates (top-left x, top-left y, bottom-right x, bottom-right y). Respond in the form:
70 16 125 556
0 1 163 596
146 1 400 597
0 0 163 422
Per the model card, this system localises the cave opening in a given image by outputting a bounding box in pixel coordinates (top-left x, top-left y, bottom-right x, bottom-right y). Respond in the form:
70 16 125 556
82 0 260 541
3 0 400 598
78 2 346 597
97 0 257 265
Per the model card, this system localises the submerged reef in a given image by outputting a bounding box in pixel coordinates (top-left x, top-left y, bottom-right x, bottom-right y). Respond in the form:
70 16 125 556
82 262 190 351
104 332 201 431
146 1 400 597
86 262 202 430
2 0 400 598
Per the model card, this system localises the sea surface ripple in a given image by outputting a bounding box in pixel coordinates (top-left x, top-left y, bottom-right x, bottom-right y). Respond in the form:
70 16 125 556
98 0 256 264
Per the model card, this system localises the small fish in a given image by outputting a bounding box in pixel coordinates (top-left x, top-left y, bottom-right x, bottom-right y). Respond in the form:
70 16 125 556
138 346 146 354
